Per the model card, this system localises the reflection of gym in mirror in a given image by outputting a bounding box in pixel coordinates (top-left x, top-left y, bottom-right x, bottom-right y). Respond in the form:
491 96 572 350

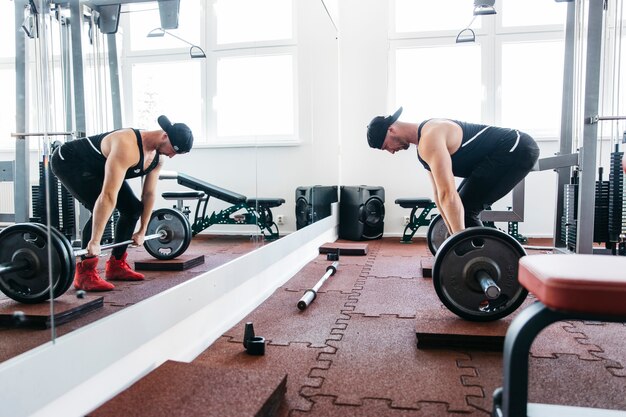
1 1 626 416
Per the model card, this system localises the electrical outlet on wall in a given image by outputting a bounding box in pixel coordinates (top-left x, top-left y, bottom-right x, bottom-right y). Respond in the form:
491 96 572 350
277 214 285 225
403 216 410 226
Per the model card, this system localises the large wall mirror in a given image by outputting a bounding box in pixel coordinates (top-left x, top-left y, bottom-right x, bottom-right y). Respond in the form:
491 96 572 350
0 0 339 399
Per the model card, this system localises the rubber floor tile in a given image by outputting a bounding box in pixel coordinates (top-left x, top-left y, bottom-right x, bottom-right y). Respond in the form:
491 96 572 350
223 288 353 347
376 238 431 257
88 360 286 417
530 322 603 360
350 276 437 318
282 263 365 294
302 314 482 412
292 395 490 417
566 321 626 376
461 352 626 412
92 271 197 306
195 336 332 414
367 256 422 279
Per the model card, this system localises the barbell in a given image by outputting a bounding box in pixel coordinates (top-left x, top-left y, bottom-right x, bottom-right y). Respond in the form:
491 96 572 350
432 226 527 321
0 207 191 304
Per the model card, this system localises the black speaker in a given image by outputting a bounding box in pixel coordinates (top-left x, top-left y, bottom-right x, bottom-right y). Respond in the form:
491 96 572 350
295 185 338 230
339 186 385 240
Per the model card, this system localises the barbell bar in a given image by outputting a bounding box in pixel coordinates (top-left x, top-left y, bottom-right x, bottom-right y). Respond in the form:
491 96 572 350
74 231 166 257
297 261 339 310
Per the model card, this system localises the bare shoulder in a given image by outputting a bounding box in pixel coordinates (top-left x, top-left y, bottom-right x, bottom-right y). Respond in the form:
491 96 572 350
421 119 460 137
102 129 140 163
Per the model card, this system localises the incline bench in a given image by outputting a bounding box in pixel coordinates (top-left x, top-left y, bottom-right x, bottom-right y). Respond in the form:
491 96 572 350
159 171 285 240
394 198 437 243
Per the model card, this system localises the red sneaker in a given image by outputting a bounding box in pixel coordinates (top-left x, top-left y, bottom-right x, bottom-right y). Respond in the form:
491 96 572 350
105 253 145 281
74 257 115 291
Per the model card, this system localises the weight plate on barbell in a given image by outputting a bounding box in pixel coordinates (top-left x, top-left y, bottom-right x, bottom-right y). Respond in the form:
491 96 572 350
47 225 75 296
0 223 66 304
144 208 192 260
427 214 449 256
30 223 73 299
432 226 527 322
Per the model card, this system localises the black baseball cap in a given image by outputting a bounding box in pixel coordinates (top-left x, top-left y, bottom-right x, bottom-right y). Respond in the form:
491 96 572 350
366 107 403 149
158 115 194 154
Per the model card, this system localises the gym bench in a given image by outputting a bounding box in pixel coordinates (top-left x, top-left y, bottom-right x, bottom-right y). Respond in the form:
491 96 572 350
394 198 437 243
493 254 626 417
160 172 285 240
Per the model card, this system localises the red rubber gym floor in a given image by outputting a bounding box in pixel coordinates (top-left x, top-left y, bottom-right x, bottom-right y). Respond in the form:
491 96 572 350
3 236 626 416
192 238 626 416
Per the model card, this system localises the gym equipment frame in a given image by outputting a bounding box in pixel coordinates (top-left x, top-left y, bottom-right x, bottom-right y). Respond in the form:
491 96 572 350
159 171 285 240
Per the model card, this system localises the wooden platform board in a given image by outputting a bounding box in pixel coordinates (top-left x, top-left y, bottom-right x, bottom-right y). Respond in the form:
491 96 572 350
134 254 205 271
89 360 287 417
0 294 104 329
319 242 368 256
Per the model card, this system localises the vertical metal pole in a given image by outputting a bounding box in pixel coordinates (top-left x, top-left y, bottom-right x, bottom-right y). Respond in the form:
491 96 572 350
107 34 123 129
69 0 86 135
69 0 90 235
554 1 577 250
577 0 605 254
14 0 30 224
60 6 73 133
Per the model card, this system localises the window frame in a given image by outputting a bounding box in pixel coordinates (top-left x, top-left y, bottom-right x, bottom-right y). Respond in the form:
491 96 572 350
389 0 567 142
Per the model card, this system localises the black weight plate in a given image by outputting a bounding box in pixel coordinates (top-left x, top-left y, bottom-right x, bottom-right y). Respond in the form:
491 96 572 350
0 223 64 303
432 227 527 321
427 214 449 255
48 226 75 296
30 223 71 299
144 208 192 260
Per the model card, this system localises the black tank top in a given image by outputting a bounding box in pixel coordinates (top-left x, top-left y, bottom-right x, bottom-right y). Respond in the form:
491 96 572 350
416 119 520 178
58 128 159 179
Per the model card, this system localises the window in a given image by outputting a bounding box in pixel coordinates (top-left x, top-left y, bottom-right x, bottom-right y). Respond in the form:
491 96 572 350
500 0 566 28
391 0 566 140
121 0 296 146
0 1 15 59
394 0 478 33
215 53 294 139
394 44 482 122
0 68 16 148
500 39 564 136
131 61 202 134
214 0 292 45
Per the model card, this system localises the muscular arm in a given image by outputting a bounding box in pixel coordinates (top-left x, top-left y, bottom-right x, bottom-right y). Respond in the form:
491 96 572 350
420 126 465 234
87 133 138 255
132 161 163 245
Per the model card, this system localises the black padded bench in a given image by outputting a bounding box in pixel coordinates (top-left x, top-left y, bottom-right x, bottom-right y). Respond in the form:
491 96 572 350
160 172 285 240
394 198 436 243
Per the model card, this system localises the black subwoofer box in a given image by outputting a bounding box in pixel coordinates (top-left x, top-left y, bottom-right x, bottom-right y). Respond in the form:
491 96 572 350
339 185 385 241
295 185 338 230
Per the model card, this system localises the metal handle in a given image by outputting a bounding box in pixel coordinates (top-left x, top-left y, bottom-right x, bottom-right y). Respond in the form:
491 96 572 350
476 270 501 299
74 231 165 257
297 261 339 310
297 290 317 311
